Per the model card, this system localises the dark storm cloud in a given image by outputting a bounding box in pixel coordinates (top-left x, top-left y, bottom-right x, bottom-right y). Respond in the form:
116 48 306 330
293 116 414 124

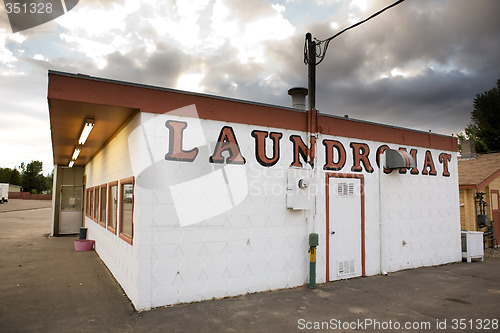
200 33 305 107
2 0 499 174
258 0 500 135
317 69 477 131
59 0 499 136
16 0 500 138
100 43 192 88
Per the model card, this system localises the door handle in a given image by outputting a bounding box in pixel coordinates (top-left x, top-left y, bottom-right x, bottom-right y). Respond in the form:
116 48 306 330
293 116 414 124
331 231 335 235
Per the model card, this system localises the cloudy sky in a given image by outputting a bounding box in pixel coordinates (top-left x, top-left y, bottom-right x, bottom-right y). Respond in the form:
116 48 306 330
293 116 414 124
1 0 499 175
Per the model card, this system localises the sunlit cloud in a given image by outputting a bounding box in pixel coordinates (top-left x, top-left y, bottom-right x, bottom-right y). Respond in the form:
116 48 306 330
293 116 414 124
0 0 499 174
0 31 26 68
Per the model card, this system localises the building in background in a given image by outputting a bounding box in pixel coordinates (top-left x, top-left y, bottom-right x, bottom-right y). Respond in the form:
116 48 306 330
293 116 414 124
458 141 500 246
9 185 22 193
48 71 461 310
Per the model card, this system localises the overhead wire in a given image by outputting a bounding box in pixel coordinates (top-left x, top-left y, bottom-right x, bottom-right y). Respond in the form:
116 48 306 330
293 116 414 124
305 0 406 65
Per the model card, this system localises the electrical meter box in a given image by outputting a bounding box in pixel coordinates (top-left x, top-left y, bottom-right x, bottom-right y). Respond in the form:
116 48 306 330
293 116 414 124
286 167 312 210
309 233 319 247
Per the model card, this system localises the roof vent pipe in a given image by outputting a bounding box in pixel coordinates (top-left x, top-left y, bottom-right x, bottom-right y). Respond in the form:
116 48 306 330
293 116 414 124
287 87 308 110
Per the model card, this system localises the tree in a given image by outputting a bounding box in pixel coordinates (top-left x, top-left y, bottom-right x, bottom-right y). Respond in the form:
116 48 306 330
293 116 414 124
0 167 22 186
0 168 12 183
9 168 21 186
20 161 48 194
0 163 52 193
45 171 53 193
464 79 500 154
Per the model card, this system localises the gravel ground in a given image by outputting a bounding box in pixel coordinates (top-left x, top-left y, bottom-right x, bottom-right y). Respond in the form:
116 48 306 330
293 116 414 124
0 199 52 213
484 247 500 259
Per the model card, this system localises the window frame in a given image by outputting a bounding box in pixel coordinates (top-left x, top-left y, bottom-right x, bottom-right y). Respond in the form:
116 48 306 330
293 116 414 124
107 181 118 235
93 186 99 223
89 187 94 220
118 177 134 245
85 188 91 217
99 184 107 227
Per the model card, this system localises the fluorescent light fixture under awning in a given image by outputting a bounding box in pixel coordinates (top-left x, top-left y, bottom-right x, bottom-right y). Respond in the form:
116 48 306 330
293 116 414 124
71 147 81 160
69 119 94 167
78 119 94 145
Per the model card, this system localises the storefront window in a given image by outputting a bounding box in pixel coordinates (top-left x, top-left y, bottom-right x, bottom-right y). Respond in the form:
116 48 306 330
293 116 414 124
119 177 134 244
86 189 91 216
108 182 118 234
100 185 107 226
94 187 99 222
89 189 94 219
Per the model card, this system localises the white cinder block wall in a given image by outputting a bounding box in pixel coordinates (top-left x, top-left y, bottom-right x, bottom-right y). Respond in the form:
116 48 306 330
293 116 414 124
83 111 460 311
128 113 313 309
314 135 461 280
84 114 142 307
379 150 461 271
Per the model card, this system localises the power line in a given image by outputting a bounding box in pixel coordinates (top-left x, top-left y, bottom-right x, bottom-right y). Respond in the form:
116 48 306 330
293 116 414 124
305 0 406 66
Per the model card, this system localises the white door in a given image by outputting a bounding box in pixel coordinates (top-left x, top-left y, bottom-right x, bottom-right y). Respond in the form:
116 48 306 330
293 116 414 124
328 177 362 281
59 185 83 234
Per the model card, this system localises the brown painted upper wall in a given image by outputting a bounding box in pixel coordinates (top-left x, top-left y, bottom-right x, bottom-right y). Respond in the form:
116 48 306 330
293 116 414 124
48 72 308 133
48 71 458 152
318 115 458 151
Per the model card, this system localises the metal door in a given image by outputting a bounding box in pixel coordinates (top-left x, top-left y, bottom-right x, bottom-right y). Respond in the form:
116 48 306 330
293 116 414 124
328 176 362 281
59 185 84 234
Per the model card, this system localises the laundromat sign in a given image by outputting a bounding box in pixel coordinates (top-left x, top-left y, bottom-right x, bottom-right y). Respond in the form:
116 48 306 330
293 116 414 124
164 120 452 177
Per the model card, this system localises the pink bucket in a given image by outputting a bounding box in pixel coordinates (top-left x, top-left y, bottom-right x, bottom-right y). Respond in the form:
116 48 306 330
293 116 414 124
74 239 95 251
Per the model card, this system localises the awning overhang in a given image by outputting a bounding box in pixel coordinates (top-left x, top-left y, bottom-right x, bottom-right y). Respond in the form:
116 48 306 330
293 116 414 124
48 73 139 168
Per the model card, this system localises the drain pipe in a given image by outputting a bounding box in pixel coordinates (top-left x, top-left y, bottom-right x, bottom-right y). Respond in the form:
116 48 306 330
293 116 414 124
307 101 319 286
379 151 388 275
289 87 320 286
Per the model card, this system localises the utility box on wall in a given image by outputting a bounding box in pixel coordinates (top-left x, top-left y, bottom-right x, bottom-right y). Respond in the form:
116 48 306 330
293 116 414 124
286 167 312 210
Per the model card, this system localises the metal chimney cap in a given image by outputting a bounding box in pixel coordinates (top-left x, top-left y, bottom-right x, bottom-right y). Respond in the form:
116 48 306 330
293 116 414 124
287 87 308 96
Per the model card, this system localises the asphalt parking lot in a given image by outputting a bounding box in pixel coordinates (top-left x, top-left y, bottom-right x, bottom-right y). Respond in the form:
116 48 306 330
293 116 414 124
1 199 499 332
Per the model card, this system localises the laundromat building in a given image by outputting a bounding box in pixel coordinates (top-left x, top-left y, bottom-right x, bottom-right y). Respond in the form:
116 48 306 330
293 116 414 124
48 71 461 311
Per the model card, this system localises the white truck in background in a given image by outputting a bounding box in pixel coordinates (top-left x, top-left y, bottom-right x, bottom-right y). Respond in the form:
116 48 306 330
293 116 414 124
0 183 9 203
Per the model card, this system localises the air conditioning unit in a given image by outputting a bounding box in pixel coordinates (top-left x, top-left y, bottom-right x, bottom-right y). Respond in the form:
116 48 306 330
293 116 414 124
461 231 484 262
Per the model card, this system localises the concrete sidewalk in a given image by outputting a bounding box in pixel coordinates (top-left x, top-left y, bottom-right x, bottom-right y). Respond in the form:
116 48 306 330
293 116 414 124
1 200 499 332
